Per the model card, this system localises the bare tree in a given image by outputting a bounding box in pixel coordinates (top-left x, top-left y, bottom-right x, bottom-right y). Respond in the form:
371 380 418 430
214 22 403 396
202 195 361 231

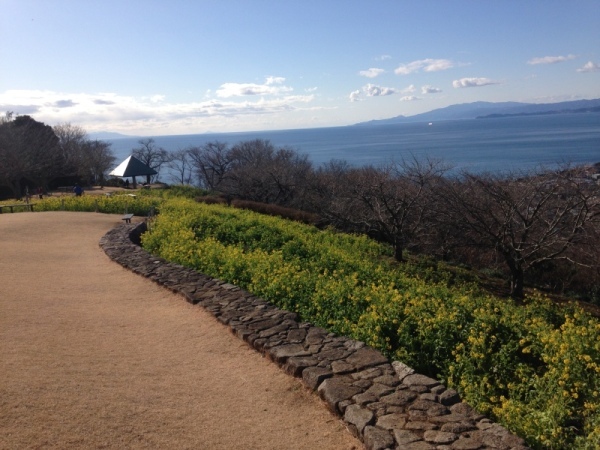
307 159 352 209
167 148 194 185
315 158 447 261
437 167 600 298
188 139 313 207
222 139 275 202
187 141 231 190
82 140 115 186
53 123 88 176
53 123 115 186
221 140 313 207
132 138 169 183
262 147 312 208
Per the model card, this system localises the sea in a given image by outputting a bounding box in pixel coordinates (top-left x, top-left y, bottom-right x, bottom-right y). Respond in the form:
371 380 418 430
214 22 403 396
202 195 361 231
107 113 600 179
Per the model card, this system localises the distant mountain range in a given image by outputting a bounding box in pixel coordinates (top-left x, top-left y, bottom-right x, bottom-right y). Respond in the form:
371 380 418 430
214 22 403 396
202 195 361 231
353 99 600 126
88 131 138 140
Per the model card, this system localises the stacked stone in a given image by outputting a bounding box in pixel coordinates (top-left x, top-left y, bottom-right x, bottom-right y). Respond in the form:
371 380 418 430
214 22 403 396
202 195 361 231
99 222 530 450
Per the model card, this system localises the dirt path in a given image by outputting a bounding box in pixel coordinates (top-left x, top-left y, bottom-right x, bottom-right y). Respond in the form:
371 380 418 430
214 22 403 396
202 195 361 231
0 212 360 450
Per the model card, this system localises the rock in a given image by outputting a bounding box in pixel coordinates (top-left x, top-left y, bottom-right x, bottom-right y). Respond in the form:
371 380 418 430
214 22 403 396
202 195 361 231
450 437 484 449
423 430 458 444
392 361 415 381
283 356 319 377
393 429 421 445
318 347 352 361
346 347 389 371
286 328 306 342
380 390 418 407
352 366 385 381
440 422 477 433
419 392 438 402
402 442 436 450
450 403 478 417
268 343 311 364
245 317 281 332
376 413 407 430
353 379 373 389
344 404 374 434
408 399 449 417
317 377 363 413
344 339 366 351
331 360 355 374
402 374 441 389
372 374 401 387
304 326 329 345
404 420 437 431
439 388 461 406
429 413 471 424
363 426 394 450
302 366 332 390
365 382 396 398
352 392 378 407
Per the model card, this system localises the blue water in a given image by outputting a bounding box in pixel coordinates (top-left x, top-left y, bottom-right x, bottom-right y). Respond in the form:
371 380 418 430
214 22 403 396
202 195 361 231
107 114 600 177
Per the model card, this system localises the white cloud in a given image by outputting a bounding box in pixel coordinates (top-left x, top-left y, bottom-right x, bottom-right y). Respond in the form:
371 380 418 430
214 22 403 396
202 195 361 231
216 77 292 97
375 54 392 61
145 95 165 103
265 76 286 85
363 83 395 97
359 68 385 78
527 54 577 65
577 61 600 73
0 88 316 134
349 83 414 102
452 78 500 88
421 85 442 94
400 96 420 102
395 58 454 75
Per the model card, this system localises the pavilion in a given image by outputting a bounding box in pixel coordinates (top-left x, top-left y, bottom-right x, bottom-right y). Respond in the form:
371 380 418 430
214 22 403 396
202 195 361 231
109 156 157 189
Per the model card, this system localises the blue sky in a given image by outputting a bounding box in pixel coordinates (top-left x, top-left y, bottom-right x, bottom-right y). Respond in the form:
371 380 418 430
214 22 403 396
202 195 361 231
1 0 599 135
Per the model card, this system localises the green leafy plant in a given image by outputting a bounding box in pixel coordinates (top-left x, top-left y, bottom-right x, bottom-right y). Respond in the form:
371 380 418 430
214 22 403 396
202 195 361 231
140 198 599 449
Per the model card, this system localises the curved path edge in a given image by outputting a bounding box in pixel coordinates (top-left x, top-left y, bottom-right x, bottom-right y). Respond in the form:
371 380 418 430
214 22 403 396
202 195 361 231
100 222 530 450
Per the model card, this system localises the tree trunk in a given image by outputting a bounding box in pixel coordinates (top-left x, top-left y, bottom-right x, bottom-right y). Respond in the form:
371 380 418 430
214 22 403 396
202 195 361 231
509 265 525 299
394 241 404 262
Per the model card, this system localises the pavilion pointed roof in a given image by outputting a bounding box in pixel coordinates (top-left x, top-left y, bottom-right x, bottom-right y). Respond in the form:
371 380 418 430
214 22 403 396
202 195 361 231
109 155 157 177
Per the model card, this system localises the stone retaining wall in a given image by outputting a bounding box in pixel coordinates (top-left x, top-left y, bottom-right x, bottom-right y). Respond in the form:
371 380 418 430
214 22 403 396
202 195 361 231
100 222 530 450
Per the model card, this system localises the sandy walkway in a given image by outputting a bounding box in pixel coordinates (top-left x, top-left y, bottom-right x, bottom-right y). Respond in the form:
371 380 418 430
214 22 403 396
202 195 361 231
0 212 360 449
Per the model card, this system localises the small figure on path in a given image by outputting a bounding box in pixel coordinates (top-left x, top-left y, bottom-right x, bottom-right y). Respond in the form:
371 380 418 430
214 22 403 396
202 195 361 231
73 184 83 197
124 179 130 189
37 186 43 199
24 186 31 204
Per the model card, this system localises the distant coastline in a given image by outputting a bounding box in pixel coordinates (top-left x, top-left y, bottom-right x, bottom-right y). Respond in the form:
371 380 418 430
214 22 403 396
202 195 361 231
477 106 600 119
353 98 600 127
